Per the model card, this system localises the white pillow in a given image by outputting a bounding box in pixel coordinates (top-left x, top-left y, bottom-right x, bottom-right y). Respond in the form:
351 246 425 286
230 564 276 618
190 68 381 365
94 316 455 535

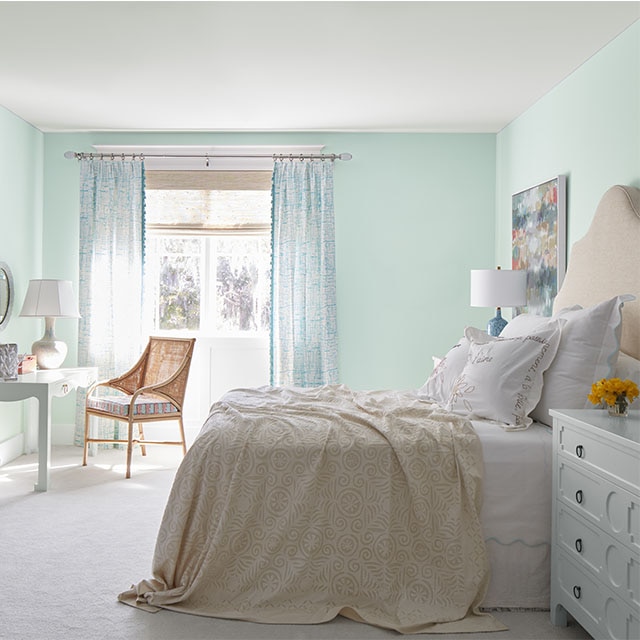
446 322 563 430
420 334 476 405
615 352 640 408
500 295 633 426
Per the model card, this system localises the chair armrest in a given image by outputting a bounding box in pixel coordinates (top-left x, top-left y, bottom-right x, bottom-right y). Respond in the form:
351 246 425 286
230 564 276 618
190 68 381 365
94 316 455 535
86 379 143 402
130 385 176 408
86 379 118 398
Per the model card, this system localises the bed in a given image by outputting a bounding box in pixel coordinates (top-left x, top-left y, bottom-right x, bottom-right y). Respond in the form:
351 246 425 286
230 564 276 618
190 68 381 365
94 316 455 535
119 184 640 634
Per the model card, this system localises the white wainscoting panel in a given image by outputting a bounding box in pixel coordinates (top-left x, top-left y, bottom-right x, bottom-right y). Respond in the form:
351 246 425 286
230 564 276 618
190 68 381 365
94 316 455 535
177 335 270 435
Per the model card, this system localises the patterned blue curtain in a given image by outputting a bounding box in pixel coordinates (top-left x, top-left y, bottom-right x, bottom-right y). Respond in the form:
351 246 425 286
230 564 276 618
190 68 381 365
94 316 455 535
271 159 338 386
73 159 146 445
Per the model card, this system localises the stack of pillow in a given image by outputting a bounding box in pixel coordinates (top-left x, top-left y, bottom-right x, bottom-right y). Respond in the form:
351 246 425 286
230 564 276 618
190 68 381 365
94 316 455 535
420 295 638 429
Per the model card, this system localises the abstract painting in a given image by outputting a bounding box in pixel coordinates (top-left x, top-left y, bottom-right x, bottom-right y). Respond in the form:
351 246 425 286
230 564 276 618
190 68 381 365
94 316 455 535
512 176 566 316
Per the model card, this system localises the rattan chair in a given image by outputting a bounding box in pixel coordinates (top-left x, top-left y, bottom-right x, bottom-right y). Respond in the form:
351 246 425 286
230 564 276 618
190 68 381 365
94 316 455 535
83 336 196 478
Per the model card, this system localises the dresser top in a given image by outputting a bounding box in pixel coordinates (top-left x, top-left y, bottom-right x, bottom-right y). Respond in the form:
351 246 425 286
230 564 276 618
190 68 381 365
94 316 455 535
549 409 640 446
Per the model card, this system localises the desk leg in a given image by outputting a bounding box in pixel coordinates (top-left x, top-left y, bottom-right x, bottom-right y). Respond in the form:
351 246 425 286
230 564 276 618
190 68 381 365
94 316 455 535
24 397 39 453
34 391 52 492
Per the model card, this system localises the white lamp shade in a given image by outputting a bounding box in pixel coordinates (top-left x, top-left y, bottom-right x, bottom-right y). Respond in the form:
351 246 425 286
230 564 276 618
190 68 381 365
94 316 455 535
19 279 80 318
470 269 527 308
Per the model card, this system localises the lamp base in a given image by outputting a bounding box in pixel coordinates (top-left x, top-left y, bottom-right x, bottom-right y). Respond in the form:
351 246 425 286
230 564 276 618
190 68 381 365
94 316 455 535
487 308 507 337
32 317 67 369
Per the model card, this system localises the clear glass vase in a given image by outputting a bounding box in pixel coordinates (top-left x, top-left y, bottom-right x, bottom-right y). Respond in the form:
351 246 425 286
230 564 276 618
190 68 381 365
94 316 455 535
608 396 629 417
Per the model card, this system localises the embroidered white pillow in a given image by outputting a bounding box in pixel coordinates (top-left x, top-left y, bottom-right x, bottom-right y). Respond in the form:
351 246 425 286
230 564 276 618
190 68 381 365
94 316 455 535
446 322 563 429
419 335 476 405
500 295 633 426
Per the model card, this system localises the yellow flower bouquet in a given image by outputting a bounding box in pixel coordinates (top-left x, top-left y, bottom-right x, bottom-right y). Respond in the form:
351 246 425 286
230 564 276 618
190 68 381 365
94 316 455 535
588 377 639 416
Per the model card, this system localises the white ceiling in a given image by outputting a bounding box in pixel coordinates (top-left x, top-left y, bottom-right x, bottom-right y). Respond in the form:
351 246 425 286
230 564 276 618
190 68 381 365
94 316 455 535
0 1 638 133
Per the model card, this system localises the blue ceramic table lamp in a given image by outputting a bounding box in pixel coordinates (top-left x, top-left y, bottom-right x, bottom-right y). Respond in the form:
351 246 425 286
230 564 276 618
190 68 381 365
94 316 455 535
470 267 527 336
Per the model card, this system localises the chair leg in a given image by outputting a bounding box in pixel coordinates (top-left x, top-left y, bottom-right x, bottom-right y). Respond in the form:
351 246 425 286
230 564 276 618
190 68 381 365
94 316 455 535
83 412 90 466
178 416 187 456
137 422 147 456
126 418 134 479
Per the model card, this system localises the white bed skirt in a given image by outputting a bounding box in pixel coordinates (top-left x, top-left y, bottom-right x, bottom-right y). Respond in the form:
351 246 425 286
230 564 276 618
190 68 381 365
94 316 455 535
473 420 553 609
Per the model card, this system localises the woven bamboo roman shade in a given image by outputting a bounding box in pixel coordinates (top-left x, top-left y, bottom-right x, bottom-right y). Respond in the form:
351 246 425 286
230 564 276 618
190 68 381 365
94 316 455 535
145 171 272 191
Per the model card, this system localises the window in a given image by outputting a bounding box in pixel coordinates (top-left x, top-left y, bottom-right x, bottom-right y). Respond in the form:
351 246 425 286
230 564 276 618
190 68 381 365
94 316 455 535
144 171 272 336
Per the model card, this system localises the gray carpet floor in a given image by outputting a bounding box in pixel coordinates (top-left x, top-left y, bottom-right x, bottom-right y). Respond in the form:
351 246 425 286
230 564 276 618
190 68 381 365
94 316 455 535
0 446 591 640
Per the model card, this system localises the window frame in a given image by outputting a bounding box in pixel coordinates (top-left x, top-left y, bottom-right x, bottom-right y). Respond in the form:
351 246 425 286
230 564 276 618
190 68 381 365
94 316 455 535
144 170 273 337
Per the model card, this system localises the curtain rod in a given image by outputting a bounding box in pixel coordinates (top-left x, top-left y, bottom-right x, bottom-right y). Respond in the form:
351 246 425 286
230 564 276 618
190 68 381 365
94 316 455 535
64 151 352 162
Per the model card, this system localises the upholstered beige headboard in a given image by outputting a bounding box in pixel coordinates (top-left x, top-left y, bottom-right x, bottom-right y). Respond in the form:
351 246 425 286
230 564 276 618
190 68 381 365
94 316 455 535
553 185 640 359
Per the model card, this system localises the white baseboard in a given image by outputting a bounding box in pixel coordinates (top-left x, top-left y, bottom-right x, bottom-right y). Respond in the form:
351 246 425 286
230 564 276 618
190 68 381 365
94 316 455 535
0 432 25 467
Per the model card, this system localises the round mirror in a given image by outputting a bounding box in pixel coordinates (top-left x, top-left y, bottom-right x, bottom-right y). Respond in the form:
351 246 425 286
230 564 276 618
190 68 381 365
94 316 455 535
0 262 14 331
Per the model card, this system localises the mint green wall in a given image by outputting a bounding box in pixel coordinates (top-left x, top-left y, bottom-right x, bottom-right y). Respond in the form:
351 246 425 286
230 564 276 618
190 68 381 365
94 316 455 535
495 22 640 267
332 134 495 388
0 107 43 446
44 132 496 394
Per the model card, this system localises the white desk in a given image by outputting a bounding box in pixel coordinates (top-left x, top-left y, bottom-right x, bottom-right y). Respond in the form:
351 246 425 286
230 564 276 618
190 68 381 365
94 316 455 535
0 367 98 491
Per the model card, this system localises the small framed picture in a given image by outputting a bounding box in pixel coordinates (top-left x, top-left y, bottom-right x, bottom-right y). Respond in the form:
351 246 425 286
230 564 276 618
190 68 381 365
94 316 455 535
512 176 567 316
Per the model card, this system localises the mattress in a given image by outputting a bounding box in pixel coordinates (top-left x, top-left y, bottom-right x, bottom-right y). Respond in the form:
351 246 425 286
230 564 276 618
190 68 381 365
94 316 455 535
473 419 553 609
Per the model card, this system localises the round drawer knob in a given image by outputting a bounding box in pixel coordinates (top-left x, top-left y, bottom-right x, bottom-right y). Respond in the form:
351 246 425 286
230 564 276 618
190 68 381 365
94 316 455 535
575 489 583 505
573 585 581 599
575 445 584 458
575 538 583 553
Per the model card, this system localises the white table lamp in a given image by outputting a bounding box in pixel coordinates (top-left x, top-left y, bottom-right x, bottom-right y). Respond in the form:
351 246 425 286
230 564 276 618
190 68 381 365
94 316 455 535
19 279 81 369
470 267 527 336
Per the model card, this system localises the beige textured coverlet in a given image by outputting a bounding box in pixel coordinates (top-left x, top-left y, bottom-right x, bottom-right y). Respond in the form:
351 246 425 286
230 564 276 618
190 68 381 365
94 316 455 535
119 385 505 634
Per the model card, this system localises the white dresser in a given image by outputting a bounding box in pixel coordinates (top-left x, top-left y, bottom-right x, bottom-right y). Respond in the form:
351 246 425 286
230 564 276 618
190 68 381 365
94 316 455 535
550 409 640 640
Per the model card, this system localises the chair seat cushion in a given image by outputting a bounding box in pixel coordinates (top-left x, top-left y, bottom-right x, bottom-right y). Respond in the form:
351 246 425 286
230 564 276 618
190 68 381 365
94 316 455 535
87 394 179 417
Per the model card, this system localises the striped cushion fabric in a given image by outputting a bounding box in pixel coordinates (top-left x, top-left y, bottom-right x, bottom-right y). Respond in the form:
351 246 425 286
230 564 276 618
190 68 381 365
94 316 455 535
87 394 179 417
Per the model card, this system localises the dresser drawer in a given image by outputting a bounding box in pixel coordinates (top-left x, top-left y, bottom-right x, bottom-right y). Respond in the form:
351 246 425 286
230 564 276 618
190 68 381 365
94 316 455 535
558 421 640 491
558 460 640 553
556 552 640 640
557 504 640 607
555 552 602 631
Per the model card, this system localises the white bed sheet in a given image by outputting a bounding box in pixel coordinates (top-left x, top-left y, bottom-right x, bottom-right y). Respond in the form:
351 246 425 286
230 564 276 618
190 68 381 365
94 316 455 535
473 419 553 609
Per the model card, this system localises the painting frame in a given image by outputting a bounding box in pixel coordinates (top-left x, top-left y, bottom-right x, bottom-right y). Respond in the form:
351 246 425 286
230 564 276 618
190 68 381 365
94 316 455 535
512 175 567 317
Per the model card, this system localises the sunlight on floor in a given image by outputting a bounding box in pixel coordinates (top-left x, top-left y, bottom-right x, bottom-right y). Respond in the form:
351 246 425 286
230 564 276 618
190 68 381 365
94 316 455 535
0 459 77 477
0 445 184 495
